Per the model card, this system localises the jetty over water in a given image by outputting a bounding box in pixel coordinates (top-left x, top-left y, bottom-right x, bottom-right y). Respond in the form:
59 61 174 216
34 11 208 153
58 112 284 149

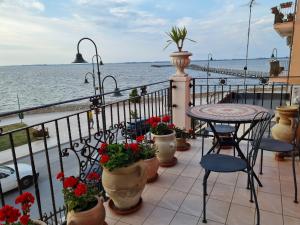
151 64 269 78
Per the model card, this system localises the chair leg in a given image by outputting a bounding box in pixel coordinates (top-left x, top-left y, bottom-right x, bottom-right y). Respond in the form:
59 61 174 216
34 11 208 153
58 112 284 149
260 149 263 175
250 171 260 225
202 135 205 157
292 151 298 203
202 170 210 223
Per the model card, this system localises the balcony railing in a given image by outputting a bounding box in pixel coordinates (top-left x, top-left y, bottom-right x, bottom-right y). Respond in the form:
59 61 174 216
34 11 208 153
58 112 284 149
0 77 294 224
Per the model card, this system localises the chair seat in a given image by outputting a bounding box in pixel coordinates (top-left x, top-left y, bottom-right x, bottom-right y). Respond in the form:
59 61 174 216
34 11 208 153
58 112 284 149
259 138 293 152
200 154 247 173
205 125 235 134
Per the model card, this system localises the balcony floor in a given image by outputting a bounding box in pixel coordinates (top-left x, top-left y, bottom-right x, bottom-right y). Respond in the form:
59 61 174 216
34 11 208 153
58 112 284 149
104 138 300 225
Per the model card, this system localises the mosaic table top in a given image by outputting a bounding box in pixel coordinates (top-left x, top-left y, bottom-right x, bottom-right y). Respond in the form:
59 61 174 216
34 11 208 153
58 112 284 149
187 103 271 123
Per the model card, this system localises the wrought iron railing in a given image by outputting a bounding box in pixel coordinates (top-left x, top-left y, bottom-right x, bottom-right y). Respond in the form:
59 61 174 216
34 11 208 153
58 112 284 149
0 80 171 224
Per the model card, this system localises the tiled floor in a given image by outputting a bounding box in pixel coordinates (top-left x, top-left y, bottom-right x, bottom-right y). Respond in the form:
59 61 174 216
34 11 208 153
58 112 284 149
104 138 300 225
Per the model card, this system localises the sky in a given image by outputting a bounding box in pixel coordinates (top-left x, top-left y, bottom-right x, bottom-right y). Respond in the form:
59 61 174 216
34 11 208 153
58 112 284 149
0 0 292 66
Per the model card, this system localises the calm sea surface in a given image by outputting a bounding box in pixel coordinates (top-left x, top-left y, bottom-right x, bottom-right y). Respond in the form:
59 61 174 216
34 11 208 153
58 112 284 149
0 59 273 113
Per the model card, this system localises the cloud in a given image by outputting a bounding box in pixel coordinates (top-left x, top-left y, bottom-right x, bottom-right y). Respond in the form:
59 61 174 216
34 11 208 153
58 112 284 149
0 0 45 11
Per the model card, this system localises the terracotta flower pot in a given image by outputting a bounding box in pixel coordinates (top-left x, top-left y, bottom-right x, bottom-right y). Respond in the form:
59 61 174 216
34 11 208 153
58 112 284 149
32 220 47 225
176 138 190 151
170 51 192 77
66 196 106 225
144 157 159 183
152 131 177 166
102 160 147 211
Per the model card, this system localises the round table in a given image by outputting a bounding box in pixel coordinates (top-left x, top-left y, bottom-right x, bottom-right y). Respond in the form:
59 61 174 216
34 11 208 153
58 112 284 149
187 103 273 187
187 103 271 123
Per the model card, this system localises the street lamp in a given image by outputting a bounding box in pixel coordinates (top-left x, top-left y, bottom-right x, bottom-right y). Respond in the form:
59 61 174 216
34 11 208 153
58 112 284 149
101 75 123 100
271 48 278 59
73 37 104 102
84 72 96 95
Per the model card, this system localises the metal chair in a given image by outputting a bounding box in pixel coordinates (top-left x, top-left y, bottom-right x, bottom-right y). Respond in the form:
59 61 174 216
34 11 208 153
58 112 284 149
201 124 236 156
200 112 271 225
259 110 299 203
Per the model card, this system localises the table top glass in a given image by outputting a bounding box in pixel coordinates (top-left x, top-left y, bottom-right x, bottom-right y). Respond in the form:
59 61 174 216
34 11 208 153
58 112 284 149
187 103 272 123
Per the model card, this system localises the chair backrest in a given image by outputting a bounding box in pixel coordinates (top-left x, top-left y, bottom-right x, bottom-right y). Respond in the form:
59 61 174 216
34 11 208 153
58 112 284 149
249 111 272 167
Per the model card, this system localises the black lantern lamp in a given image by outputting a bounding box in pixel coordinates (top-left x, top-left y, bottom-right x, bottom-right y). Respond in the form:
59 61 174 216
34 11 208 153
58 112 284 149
271 48 278 59
73 38 103 101
101 75 123 99
140 86 147 96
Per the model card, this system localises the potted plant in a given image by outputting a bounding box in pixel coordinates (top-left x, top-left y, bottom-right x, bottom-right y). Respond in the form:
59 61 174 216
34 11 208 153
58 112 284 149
174 127 192 151
99 143 147 214
0 192 46 225
148 115 177 167
165 26 195 77
287 13 294 22
129 88 141 103
32 126 50 139
136 135 159 183
56 172 106 225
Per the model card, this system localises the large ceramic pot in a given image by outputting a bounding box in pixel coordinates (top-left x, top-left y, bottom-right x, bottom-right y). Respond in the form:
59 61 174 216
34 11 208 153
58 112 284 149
170 51 192 77
67 196 106 225
102 160 147 211
144 157 159 183
152 131 177 166
271 105 299 160
31 220 47 225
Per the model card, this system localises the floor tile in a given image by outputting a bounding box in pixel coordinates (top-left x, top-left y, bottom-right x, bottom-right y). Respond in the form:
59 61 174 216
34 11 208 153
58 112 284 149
283 215 300 225
179 194 203 217
171 176 196 193
210 183 235 202
158 189 187 211
257 192 282 214
119 202 155 225
232 187 255 208
142 186 168 205
105 217 118 225
164 162 187 175
151 172 178 189
190 179 214 196
198 219 224 225
257 176 281 195
181 165 202 178
170 212 199 225
215 173 238 186
226 203 255 225
258 210 283 225
205 199 230 224
282 196 300 218
143 206 176 225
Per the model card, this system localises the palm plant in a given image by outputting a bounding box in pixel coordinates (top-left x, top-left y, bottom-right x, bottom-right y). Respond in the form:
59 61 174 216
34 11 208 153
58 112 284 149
164 26 195 52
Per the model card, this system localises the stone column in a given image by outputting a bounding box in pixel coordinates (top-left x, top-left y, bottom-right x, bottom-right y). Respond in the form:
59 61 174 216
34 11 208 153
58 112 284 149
169 51 192 130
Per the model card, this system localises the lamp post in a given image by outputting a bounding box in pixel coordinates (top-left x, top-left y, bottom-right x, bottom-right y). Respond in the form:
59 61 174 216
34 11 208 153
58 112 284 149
84 72 96 95
101 75 123 103
271 48 278 59
73 37 104 102
207 53 213 103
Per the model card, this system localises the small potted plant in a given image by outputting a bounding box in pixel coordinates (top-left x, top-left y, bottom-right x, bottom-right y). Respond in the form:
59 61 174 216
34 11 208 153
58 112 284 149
99 143 147 214
148 115 177 167
165 26 195 77
56 172 106 225
129 88 141 103
174 127 192 151
32 126 50 139
0 192 46 225
136 135 159 183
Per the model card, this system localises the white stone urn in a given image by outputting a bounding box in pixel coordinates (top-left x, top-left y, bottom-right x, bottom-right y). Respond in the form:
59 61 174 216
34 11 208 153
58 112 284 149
170 51 192 77
152 131 177 166
66 196 106 225
144 156 159 183
102 160 147 211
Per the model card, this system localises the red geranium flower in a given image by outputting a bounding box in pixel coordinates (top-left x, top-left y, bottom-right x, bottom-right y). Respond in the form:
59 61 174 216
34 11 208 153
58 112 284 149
162 115 171 123
20 214 30 225
168 123 175 129
56 172 64 181
74 183 87 197
15 192 35 205
98 143 108 155
63 176 78 189
0 205 21 224
86 172 101 181
129 143 139 153
154 117 161 122
100 155 110 164
151 122 158 128
136 135 145 143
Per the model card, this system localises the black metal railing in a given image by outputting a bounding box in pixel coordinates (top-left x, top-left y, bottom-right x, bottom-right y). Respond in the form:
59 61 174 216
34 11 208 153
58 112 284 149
0 80 171 224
